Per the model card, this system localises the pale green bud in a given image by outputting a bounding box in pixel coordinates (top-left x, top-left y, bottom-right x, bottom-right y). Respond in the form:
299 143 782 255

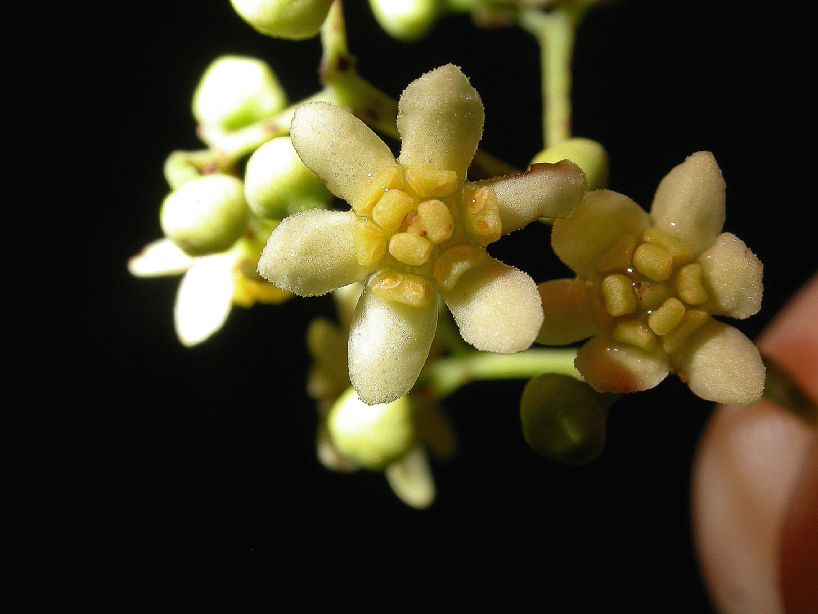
532 137 609 190
160 174 249 256
244 137 331 219
230 0 333 40
192 55 287 131
520 374 613 465
369 0 441 41
328 388 415 471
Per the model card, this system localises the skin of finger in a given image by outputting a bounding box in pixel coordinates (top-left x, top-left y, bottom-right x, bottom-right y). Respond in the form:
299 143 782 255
692 273 818 614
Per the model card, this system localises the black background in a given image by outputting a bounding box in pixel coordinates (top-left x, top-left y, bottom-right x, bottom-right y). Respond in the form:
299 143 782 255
81 0 812 604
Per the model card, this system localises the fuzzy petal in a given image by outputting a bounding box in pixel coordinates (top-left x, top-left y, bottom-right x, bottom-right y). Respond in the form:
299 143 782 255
483 161 587 234
575 333 669 393
650 151 726 254
552 190 650 277
348 288 438 405
128 238 193 277
386 447 436 510
699 232 763 319
397 64 484 185
174 255 235 347
672 319 765 404
537 279 602 345
290 102 398 210
441 257 543 353
258 209 370 296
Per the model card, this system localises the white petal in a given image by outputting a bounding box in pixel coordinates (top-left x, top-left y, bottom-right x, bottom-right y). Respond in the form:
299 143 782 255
174 255 235 347
386 447 436 510
650 151 726 254
575 333 669 393
441 257 543 353
537 278 601 345
128 238 193 277
672 319 765 405
290 102 398 210
258 209 370 296
397 64 484 185
484 161 587 234
348 288 438 405
699 233 763 319
552 190 650 277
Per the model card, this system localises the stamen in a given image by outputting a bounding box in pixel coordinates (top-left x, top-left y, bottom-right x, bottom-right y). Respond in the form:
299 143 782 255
432 245 485 290
372 189 416 233
405 169 458 198
675 263 709 305
612 318 657 351
369 270 433 308
353 219 387 266
353 165 405 216
416 200 453 244
601 274 637 317
633 242 673 282
661 309 709 354
648 297 686 336
642 227 696 266
464 186 501 246
388 232 433 266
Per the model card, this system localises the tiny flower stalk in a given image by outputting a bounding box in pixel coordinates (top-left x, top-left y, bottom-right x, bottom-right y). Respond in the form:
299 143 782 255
259 64 587 405
538 152 766 405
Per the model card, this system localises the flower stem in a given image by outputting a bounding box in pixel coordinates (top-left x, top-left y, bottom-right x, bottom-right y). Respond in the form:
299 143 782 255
520 8 577 147
419 348 579 399
320 0 351 84
763 355 818 426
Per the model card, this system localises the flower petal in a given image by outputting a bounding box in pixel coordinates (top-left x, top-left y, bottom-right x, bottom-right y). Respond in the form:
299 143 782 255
650 151 726 254
290 102 398 209
537 278 602 345
575 333 669 393
386 447 436 510
348 287 438 405
128 238 193 277
699 232 763 319
258 209 370 296
552 190 650 277
672 319 765 404
397 64 484 185
482 161 587 234
441 257 543 353
174 255 235 347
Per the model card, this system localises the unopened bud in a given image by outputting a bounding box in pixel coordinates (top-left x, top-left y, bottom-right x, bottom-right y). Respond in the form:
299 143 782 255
230 0 333 40
368 0 440 41
532 137 609 190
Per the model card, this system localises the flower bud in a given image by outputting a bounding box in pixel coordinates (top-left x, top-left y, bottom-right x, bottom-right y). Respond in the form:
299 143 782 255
520 374 612 465
192 55 287 131
328 388 416 471
230 0 333 40
531 137 609 190
368 0 440 41
160 174 249 256
244 137 331 219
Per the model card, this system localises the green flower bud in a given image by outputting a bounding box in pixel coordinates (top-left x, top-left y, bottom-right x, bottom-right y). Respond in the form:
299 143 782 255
520 374 613 465
244 137 331 219
160 174 249 256
369 0 441 41
193 55 287 131
328 388 415 471
230 0 333 40
531 137 609 190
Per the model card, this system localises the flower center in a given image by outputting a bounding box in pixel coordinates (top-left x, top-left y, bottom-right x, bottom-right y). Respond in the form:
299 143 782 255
350 165 502 308
595 227 712 354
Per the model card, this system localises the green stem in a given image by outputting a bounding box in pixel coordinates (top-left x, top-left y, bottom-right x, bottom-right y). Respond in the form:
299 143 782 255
320 0 350 84
419 348 579 398
520 8 576 147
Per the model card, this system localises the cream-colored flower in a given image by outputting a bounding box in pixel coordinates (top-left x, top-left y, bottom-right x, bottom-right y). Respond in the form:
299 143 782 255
129 229 290 347
258 64 587 405
538 151 765 404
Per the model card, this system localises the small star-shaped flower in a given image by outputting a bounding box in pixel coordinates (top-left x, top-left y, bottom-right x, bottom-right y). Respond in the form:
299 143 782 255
258 64 587 404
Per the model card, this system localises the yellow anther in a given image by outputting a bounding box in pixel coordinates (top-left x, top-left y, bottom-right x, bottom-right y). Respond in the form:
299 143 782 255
369 270 433 308
648 297 686 336
612 318 657 351
642 227 696 266
372 189 416 233
675 263 709 305
464 186 502 246
353 219 387 266
233 277 291 306
405 169 458 198
416 200 454 244
353 165 405 216
661 309 709 354
432 245 485 290
388 232 433 266
633 279 674 310
601 274 637 317
596 234 638 273
632 242 673 282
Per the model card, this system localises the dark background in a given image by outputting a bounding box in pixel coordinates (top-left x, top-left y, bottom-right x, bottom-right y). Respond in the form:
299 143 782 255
81 0 811 604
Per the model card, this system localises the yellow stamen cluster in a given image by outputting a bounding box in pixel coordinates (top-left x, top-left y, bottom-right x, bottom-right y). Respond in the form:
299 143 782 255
597 227 713 354
351 165 503 307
